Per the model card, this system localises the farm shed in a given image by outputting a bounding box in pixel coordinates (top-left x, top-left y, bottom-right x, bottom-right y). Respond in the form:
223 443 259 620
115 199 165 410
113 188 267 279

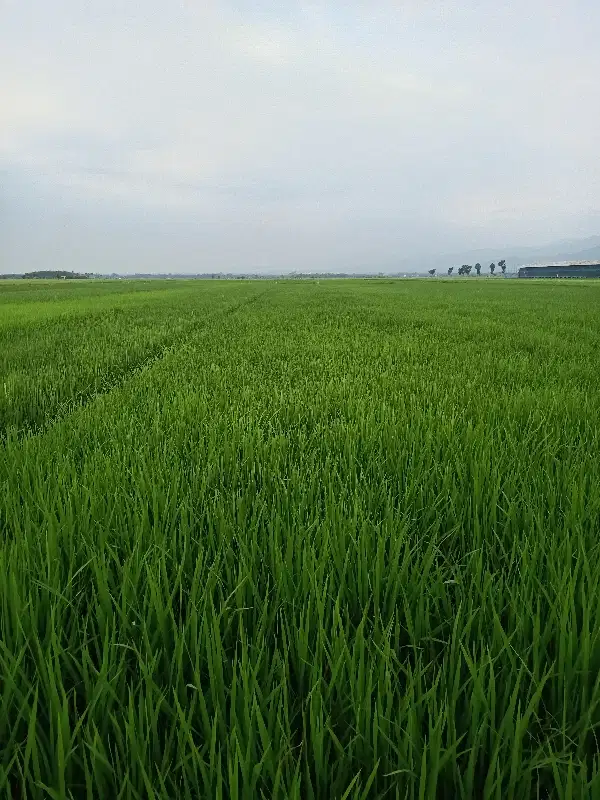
518 263 600 278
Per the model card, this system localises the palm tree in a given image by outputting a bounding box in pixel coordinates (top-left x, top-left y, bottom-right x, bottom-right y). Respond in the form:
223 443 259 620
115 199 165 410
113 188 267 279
490 262 496 275
499 259 506 274
475 263 482 276
448 267 454 275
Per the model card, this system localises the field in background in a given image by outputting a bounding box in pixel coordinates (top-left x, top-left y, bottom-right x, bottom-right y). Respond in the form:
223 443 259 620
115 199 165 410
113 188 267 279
1 278 600 798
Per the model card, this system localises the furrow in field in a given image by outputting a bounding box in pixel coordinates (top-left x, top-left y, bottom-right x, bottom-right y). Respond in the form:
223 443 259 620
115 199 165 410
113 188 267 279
0 286 268 444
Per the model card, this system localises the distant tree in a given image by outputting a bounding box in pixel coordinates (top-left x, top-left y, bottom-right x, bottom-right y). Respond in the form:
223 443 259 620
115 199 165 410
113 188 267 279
475 262 482 276
490 262 496 275
428 269 436 276
22 270 89 280
448 267 454 275
499 259 506 274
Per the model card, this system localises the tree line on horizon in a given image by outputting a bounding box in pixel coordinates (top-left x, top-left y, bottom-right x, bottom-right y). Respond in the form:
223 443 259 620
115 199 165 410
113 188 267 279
428 259 506 277
20 270 92 280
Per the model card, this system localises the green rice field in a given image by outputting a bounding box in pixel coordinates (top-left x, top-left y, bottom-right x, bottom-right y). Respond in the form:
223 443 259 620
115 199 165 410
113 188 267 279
1 278 600 798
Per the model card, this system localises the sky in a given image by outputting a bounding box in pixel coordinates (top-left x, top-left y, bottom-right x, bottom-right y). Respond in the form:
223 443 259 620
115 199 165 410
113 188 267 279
2 0 600 274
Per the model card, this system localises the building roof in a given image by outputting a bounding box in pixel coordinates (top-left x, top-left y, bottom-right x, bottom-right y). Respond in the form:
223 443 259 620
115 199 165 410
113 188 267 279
519 260 600 268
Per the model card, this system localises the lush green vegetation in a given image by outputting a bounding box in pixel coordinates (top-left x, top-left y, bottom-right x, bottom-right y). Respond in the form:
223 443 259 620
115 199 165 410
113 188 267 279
19 271 92 280
1 278 600 798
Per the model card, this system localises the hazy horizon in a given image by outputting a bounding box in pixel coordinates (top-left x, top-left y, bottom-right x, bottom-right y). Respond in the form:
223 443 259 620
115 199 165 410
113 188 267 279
2 1 600 275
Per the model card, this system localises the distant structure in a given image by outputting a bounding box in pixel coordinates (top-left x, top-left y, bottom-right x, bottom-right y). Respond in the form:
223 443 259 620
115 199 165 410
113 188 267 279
518 262 600 279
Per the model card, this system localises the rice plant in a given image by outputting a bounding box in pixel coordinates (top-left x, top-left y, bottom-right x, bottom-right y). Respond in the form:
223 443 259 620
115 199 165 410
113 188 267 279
1 278 599 798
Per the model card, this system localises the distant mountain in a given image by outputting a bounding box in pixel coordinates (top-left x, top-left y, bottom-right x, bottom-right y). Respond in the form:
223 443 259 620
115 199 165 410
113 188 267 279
524 244 600 266
538 234 600 253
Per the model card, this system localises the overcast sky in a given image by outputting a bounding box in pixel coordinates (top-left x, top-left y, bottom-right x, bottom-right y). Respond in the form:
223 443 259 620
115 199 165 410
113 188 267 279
2 0 600 274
